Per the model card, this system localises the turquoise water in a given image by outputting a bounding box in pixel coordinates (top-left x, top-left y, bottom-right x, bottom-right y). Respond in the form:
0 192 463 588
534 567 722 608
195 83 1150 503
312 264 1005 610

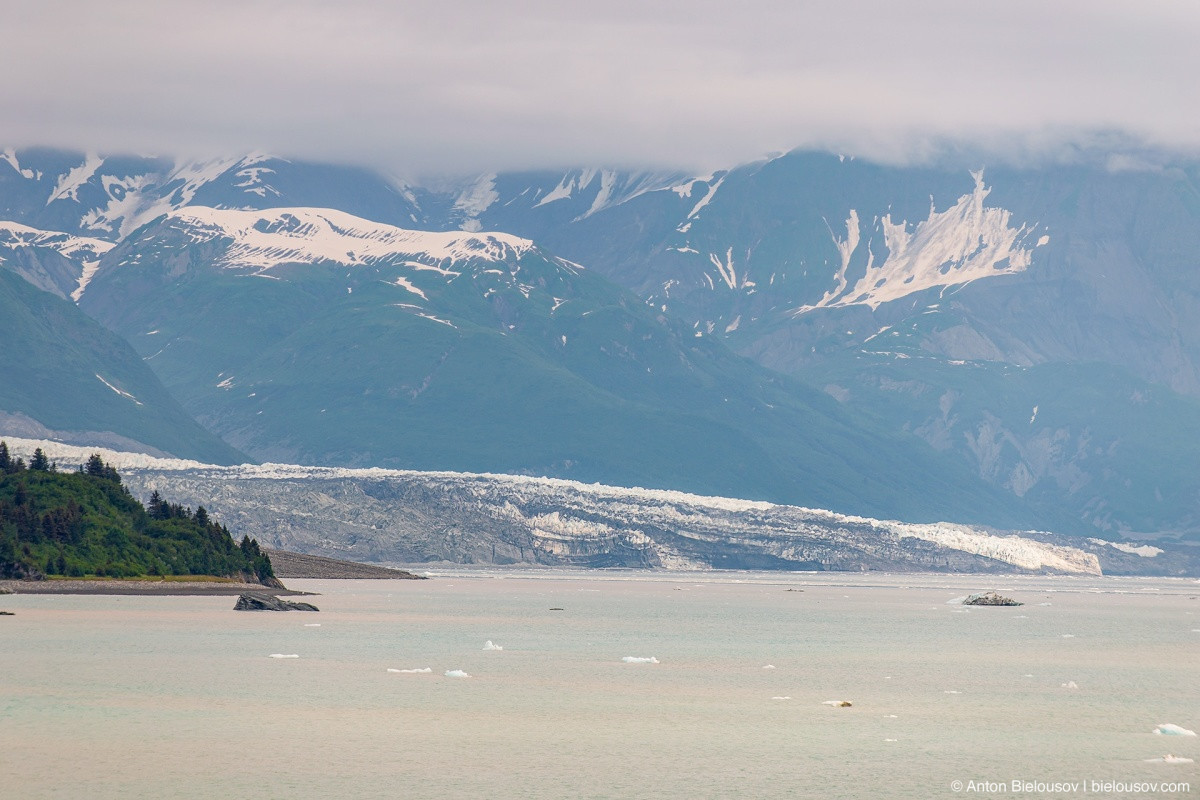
2 572 1197 799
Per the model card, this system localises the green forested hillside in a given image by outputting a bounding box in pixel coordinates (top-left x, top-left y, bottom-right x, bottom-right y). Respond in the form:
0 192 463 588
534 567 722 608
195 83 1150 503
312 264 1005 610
0 442 274 581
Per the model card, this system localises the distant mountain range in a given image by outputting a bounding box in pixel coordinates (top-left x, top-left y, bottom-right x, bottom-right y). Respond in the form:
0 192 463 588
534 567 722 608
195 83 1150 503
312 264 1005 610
3 145 1200 544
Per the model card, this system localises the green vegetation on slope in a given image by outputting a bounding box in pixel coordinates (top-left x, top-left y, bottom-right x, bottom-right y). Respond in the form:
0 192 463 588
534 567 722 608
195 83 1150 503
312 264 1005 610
0 269 247 464
0 442 274 581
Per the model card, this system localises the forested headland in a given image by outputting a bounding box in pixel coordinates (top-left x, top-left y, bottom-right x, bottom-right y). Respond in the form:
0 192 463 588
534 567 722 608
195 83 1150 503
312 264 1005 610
0 441 275 583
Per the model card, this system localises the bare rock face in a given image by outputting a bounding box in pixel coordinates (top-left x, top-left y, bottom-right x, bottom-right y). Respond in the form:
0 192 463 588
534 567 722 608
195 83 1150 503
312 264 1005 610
233 592 319 612
963 591 1023 606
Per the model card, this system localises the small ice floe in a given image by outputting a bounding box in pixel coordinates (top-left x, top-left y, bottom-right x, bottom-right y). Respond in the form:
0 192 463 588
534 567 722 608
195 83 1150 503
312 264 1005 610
444 669 471 678
943 690 962 695
1061 681 1079 689
304 623 321 627
482 640 503 651
884 676 893 680
883 714 898 718
762 664 777 670
822 700 852 707
1154 724 1197 736
771 696 792 701
387 668 432 674
884 738 898 742
1145 755 1194 764
621 656 659 664
1024 674 1035 678
269 653 299 659
1061 634 1076 638
1038 602 1052 606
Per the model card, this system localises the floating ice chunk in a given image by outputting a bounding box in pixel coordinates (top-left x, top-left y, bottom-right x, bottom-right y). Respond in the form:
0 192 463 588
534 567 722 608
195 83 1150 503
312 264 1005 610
304 623 321 627
444 669 471 678
1024 674 1035 678
1061 634 1075 638
1154 724 1196 736
771 696 792 701
1145 755 1194 764
883 714 898 718
884 738 898 742
622 656 659 664
269 653 299 659
762 664 776 670
884 676 893 680
1061 681 1079 689
822 700 852 707
388 667 432 674
943 690 961 694
482 640 503 651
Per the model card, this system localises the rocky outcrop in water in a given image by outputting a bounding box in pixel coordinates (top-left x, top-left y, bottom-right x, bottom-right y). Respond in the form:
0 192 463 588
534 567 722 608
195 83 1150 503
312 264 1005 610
963 591 1023 606
234 592 319 612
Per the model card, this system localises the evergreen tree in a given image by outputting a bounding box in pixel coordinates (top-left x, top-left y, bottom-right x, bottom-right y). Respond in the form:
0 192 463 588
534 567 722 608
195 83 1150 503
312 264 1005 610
0 441 10 473
29 448 49 471
85 453 106 477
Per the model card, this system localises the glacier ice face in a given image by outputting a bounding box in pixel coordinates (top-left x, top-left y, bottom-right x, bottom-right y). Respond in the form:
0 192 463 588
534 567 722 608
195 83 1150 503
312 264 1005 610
3 436 1105 575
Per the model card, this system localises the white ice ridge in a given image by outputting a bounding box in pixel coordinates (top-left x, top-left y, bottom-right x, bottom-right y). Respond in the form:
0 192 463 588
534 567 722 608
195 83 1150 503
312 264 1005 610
163 206 537 272
388 667 432 674
444 669 471 678
482 640 503 651
621 656 659 664
1154 724 1197 736
794 170 1048 314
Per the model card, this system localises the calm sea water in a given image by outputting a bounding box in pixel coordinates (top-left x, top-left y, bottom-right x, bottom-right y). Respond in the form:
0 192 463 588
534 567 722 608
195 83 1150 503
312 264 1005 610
2 571 1197 799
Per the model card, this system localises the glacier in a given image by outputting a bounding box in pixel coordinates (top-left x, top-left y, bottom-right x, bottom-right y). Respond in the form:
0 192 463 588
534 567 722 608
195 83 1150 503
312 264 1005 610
2 437 1106 575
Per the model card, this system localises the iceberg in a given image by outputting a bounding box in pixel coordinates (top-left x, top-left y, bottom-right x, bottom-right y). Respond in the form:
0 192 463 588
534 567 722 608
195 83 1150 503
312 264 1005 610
1153 724 1196 736
621 656 659 664
388 668 432 674
482 640 503 651
269 653 299 659
1061 681 1079 689
444 669 471 678
822 700 852 707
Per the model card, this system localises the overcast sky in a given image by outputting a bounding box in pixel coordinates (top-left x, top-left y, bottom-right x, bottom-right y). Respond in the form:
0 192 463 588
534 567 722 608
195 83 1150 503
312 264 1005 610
5 0 1198 175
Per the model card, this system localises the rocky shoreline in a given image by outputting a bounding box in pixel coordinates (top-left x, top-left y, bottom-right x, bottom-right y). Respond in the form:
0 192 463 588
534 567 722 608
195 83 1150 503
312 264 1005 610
0 578 312 596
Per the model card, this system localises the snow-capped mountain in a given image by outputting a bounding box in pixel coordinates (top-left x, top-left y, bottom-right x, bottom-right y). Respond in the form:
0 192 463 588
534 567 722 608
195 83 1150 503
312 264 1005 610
0 148 423 242
20 436 1193 576
73 204 1035 529
7 144 1200 540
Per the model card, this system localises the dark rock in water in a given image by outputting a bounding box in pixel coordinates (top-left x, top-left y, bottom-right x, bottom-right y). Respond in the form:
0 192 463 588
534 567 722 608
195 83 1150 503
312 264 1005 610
963 591 1023 606
0 610 13 615
234 593 319 612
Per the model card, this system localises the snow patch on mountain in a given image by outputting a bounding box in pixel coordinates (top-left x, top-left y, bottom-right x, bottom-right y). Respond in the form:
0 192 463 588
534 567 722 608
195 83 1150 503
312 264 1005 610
48 153 103 204
0 149 38 180
0 221 115 300
795 171 1046 314
93 375 142 405
454 173 499 231
162 207 537 272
